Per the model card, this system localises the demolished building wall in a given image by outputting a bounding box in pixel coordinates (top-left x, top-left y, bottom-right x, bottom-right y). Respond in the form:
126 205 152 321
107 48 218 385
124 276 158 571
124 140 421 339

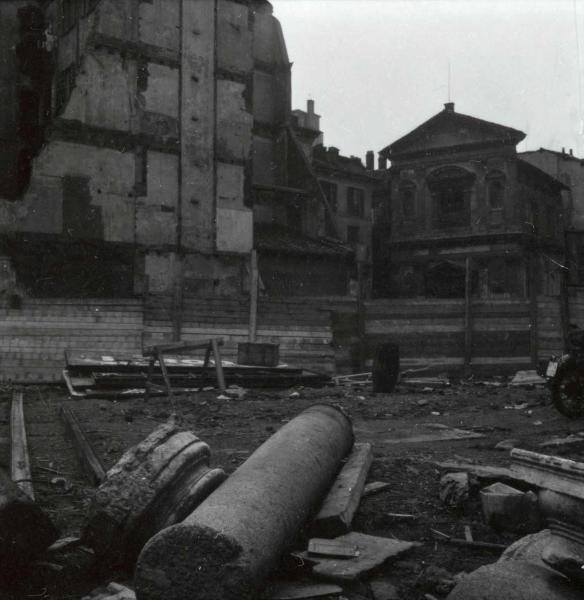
0 0 327 300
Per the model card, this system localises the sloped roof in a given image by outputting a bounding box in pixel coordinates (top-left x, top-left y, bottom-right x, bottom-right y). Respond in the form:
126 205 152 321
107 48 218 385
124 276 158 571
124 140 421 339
255 224 354 258
380 104 526 159
517 158 568 193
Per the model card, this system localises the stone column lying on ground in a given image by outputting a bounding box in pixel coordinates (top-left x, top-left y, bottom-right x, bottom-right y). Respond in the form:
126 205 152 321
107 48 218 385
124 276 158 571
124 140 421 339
134 404 354 600
82 418 227 567
0 466 59 573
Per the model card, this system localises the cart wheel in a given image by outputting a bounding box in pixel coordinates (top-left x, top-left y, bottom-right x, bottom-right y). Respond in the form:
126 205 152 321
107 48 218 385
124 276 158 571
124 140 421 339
552 358 584 418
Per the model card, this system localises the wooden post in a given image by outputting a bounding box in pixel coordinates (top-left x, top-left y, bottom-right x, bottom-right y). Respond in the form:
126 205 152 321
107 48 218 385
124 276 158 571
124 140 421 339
249 250 258 343
212 339 226 392
464 256 473 370
11 391 34 500
172 255 183 343
529 256 539 367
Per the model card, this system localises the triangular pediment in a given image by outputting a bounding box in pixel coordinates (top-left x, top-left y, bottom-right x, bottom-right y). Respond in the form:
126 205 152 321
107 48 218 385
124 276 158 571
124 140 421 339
381 105 525 159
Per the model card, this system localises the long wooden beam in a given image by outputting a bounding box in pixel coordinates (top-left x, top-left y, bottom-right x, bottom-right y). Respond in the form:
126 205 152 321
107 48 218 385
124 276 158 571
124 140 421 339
11 391 34 500
61 405 106 486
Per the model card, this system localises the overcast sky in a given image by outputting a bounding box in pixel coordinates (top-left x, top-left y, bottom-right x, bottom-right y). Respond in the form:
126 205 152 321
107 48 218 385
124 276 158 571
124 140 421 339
271 0 584 162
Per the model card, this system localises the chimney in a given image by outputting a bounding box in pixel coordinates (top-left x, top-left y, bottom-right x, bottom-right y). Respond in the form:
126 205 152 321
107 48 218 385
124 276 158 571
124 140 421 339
444 102 455 112
328 146 339 158
366 150 374 170
562 147 566 154
570 148 574 156
307 99 315 116
378 155 387 170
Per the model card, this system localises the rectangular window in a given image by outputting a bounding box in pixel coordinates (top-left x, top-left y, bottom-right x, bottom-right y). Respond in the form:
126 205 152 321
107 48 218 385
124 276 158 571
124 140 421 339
347 225 360 244
434 186 470 228
347 187 365 217
320 180 338 213
54 64 77 115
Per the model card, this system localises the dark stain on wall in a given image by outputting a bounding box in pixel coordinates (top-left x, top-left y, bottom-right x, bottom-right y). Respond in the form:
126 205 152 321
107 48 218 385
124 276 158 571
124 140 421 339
62 175 104 239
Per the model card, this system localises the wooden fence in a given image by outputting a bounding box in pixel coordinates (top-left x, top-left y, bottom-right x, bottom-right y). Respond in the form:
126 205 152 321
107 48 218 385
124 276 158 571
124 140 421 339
0 293 570 382
0 299 143 381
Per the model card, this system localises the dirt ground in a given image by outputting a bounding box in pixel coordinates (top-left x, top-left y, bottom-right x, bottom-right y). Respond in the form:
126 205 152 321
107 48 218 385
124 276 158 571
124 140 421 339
1 376 582 600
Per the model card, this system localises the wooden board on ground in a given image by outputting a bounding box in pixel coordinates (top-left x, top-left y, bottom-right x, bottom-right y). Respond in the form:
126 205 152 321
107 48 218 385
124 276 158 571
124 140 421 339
308 538 360 558
362 481 390 497
297 532 419 582
312 443 372 538
265 580 343 600
11 391 34 499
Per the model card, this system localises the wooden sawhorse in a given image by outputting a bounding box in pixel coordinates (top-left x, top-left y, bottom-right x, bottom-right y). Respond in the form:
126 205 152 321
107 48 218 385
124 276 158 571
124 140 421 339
142 338 225 401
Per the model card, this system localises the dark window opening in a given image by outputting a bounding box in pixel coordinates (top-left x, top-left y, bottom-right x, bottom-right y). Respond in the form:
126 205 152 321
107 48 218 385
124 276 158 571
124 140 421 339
55 64 77 115
18 90 41 142
320 180 338 213
347 225 360 244
347 187 365 217
425 261 466 298
399 184 416 219
427 166 474 229
488 178 504 209
11 242 135 298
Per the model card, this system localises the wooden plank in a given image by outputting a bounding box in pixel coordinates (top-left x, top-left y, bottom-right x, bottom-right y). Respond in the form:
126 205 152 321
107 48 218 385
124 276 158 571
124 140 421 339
308 538 360 558
60 405 106 486
11 391 34 500
312 442 372 538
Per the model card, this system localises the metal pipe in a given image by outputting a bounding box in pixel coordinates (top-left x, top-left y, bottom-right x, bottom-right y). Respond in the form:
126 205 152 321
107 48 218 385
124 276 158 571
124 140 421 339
135 404 354 600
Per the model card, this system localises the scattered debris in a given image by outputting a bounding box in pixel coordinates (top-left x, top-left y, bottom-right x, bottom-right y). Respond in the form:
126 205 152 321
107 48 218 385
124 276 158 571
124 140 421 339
494 439 518 451
369 578 400 600
509 370 546 387
381 426 484 445
81 582 135 600
83 419 226 567
415 565 457 596
333 372 372 386
439 472 470 508
434 460 529 488
539 432 584 453
264 580 343 600
430 529 507 552
312 442 372 537
298 532 419 582
290 391 301 399
385 512 417 521
362 481 391 497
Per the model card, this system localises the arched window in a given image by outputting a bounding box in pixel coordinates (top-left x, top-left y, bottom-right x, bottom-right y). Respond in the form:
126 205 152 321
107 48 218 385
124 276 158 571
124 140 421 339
399 182 416 219
427 166 475 228
487 172 505 210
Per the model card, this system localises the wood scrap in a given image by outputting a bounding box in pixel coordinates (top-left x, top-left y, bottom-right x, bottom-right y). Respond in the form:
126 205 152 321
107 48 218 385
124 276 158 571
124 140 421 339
308 538 360 558
430 529 506 551
362 481 391 497
265 580 343 599
312 442 373 537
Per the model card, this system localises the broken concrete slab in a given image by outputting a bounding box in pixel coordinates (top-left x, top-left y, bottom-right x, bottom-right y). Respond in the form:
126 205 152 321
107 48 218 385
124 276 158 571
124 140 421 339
446 559 582 600
298 532 419 582
500 529 553 566
510 370 546 387
439 473 469 508
480 482 541 532
264 580 343 599
312 442 372 537
434 460 531 488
